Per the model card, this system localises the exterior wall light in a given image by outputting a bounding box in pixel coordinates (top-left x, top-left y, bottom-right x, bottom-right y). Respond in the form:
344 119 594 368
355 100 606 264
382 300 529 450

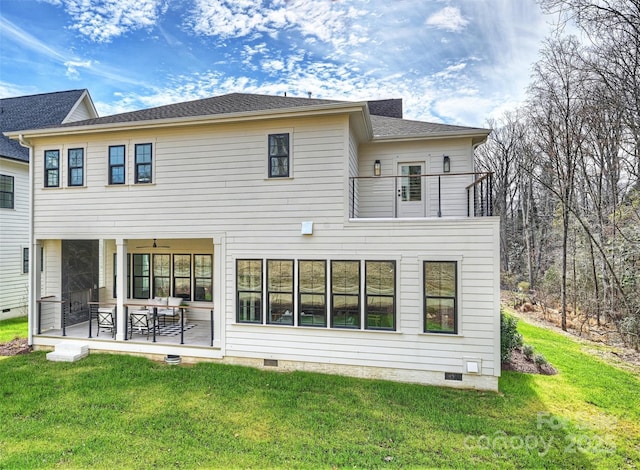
443 155 451 173
374 160 381 176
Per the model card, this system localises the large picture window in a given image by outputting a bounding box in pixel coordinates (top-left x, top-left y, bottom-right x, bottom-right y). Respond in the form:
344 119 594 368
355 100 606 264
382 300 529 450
68 148 84 186
424 261 457 334
237 259 262 323
173 254 191 299
365 261 396 330
194 255 213 301
109 145 126 184
268 133 289 178
331 260 360 328
44 150 60 187
267 259 294 325
0 174 14 209
298 260 326 327
135 143 152 183
133 254 150 299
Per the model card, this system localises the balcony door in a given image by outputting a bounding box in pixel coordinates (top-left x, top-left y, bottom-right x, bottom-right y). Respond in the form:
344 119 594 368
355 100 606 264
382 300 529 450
397 162 425 217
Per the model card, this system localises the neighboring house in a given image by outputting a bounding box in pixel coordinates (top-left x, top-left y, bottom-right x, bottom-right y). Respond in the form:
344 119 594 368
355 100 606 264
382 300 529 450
0 90 97 320
5 93 499 390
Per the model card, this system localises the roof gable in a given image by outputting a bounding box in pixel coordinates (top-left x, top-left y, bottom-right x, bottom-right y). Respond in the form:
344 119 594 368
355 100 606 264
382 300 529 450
0 89 96 162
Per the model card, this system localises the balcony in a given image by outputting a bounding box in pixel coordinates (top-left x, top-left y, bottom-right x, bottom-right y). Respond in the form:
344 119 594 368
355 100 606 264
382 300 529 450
349 171 493 219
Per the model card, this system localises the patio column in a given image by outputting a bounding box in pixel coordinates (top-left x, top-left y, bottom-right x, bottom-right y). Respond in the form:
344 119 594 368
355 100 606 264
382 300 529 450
115 239 127 341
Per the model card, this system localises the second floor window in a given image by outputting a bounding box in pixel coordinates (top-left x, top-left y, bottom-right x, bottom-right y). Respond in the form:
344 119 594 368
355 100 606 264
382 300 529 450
135 143 152 183
68 148 84 186
44 150 60 187
0 174 14 209
268 133 289 178
109 145 126 184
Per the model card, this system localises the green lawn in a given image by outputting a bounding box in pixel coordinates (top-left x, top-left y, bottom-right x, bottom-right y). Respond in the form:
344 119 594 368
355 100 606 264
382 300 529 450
0 316 638 468
0 316 28 343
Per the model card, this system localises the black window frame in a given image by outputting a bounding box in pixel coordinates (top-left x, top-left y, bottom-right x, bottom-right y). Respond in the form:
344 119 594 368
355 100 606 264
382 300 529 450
108 145 126 185
268 133 290 178
331 260 361 329
266 259 294 325
0 174 14 209
22 247 29 274
135 143 153 184
194 254 213 301
68 148 84 187
153 253 171 298
298 260 327 327
424 261 458 334
365 260 396 331
44 150 60 188
132 253 150 299
236 259 263 324
173 254 192 300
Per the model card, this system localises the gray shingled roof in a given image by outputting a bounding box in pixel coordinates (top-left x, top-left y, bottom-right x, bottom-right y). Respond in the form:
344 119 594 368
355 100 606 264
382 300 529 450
0 90 87 162
59 93 343 128
19 92 488 141
370 114 489 139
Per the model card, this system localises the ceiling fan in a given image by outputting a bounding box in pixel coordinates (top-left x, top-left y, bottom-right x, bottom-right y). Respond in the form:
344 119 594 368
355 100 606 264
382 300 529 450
135 238 170 249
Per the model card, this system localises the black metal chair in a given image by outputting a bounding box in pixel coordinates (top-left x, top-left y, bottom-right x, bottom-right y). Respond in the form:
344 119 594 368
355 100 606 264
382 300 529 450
96 310 115 338
129 310 156 340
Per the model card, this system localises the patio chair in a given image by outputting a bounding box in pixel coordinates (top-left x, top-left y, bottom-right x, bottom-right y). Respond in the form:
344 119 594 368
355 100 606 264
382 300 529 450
129 310 156 340
96 309 115 338
157 297 183 326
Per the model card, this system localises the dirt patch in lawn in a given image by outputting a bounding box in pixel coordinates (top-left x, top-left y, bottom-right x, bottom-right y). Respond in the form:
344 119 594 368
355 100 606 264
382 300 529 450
503 348 557 375
0 338 31 356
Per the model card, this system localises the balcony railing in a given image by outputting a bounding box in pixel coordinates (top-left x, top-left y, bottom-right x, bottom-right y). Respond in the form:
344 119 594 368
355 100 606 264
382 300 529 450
349 171 493 219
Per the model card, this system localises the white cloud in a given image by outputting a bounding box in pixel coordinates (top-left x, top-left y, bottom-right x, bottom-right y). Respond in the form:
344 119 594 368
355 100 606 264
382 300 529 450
425 6 469 32
64 60 92 79
56 0 167 43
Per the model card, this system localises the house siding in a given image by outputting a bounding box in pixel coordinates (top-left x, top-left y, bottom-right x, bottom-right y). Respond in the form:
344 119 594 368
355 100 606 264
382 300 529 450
0 158 29 319
25 103 499 390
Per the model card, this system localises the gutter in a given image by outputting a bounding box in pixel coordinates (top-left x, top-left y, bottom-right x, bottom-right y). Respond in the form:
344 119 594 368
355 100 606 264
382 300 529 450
17 134 34 347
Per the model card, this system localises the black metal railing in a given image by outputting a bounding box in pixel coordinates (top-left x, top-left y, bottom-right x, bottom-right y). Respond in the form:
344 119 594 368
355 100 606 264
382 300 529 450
349 171 493 219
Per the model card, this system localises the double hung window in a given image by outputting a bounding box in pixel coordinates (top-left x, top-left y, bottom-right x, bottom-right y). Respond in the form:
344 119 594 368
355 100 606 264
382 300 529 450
68 148 84 186
331 261 361 329
365 261 396 330
173 255 191 299
109 145 126 184
153 254 170 297
267 260 294 325
268 133 289 178
135 143 152 183
194 255 213 301
424 261 457 334
44 150 60 187
0 174 14 208
298 260 327 327
133 254 150 299
237 260 263 323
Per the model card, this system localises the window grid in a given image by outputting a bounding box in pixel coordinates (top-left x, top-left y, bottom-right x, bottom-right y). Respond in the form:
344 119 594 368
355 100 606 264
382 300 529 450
173 254 191 300
267 260 294 325
237 259 263 323
268 133 289 178
153 254 170 297
365 261 396 330
331 260 361 329
0 174 14 209
194 254 213 301
44 150 60 187
298 260 327 327
135 143 152 183
132 254 150 299
109 145 126 184
424 261 458 334
68 148 84 186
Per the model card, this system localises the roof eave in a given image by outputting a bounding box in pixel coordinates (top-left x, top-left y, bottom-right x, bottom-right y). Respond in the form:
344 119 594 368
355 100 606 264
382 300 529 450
5 101 370 139
372 130 491 145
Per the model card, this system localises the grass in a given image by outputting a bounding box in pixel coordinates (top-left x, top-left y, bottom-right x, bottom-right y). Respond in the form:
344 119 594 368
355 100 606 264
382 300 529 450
0 316 638 468
0 315 28 343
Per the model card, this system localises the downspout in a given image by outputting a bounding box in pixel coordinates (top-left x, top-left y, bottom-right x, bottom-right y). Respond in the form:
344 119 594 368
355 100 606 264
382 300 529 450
17 134 35 346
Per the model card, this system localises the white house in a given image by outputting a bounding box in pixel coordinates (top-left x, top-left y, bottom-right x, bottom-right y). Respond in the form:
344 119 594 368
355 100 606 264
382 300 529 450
0 90 97 320
6 93 500 390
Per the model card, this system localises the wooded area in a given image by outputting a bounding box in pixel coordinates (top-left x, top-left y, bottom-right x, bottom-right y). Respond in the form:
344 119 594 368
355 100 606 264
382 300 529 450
476 0 640 349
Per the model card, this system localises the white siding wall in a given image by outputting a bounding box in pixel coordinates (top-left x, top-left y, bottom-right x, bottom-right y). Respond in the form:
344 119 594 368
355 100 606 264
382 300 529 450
64 99 95 123
0 158 29 319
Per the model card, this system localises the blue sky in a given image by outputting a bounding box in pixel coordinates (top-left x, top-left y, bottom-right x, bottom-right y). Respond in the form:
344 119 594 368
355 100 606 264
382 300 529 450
0 0 555 127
